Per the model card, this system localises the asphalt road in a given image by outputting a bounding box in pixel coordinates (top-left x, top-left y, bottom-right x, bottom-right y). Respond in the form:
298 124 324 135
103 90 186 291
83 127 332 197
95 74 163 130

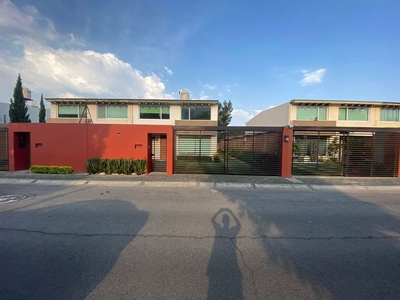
0 183 400 300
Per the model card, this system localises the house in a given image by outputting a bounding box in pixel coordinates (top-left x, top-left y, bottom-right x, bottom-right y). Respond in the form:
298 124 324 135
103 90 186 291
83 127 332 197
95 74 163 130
247 100 400 176
246 99 400 128
0 102 50 124
41 92 219 172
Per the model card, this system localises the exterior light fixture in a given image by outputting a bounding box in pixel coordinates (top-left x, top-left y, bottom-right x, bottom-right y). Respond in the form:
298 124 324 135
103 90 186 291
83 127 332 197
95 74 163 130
284 135 290 142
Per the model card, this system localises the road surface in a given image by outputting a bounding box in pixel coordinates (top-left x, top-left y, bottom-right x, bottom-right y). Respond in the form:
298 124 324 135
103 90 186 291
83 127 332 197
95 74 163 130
0 183 399 299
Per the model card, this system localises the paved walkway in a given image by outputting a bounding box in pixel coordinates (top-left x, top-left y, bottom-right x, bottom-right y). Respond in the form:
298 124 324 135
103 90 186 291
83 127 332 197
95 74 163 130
0 171 399 190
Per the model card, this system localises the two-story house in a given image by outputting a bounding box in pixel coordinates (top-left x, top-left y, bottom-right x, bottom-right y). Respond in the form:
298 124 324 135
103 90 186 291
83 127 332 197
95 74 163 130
246 99 400 128
45 93 219 171
246 100 400 176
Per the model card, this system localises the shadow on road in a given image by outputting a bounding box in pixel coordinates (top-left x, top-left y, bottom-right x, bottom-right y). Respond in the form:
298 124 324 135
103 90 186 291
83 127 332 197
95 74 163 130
217 188 400 299
207 208 243 300
0 199 148 300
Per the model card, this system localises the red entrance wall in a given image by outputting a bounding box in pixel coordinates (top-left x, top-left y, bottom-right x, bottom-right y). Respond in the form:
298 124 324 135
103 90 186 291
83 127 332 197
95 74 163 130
8 123 174 174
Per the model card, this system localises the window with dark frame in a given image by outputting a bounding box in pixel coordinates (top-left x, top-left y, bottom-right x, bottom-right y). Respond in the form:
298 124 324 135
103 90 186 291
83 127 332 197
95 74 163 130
181 106 211 120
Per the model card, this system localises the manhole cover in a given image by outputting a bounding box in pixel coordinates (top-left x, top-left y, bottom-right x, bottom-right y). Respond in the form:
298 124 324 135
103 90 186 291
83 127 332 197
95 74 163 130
0 195 27 204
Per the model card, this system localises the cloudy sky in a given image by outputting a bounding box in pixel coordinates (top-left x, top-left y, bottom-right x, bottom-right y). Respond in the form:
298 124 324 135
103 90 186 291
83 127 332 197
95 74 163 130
1 0 399 125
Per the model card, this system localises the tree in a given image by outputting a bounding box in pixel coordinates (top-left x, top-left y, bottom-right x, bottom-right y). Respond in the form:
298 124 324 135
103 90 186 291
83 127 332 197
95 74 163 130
39 93 46 123
218 100 233 126
9 74 31 123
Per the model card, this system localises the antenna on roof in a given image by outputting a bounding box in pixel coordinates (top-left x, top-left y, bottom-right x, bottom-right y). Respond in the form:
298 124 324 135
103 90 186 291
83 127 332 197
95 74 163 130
79 100 93 124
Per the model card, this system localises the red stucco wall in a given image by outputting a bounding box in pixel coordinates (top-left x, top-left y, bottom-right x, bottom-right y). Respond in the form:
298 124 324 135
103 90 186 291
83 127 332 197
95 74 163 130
8 123 174 174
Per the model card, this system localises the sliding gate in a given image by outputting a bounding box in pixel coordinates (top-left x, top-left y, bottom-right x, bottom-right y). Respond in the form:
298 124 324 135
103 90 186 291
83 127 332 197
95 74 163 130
292 127 400 177
173 126 282 175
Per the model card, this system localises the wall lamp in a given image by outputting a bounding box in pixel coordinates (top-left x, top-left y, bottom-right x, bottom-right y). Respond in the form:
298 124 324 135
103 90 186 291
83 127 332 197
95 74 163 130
284 135 290 142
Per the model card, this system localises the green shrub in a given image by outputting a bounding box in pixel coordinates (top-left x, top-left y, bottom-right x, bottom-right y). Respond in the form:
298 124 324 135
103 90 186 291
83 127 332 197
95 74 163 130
85 158 144 175
133 159 147 175
30 165 73 174
86 158 102 174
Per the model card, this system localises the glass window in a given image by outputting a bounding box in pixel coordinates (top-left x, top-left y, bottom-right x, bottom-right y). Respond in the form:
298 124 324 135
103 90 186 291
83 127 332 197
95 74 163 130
339 107 368 121
98 105 127 118
107 105 127 118
181 107 190 120
190 106 211 120
318 107 327 120
140 106 170 119
58 105 85 118
339 108 347 120
98 105 106 118
178 136 211 155
161 106 170 119
381 108 399 122
181 106 211 120
296 107 327 120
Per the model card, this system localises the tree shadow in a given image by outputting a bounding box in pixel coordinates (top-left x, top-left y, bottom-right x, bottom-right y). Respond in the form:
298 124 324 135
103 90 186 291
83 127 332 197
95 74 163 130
218 188 400 299
0 199 148 300
207 208 243 300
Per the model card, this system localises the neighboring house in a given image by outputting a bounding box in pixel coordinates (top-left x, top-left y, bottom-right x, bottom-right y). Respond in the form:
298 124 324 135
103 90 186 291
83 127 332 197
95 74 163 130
0 102 50 123
45 94 219 166
246 99 400 128
247 99 400 173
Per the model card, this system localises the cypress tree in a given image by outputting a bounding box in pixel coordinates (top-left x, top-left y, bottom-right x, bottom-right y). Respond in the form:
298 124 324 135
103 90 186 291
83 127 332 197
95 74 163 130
9 74 31 123
39 93 46 123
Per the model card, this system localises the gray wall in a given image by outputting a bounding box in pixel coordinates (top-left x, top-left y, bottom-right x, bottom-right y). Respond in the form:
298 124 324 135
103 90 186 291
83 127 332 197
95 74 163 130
246 102 290 126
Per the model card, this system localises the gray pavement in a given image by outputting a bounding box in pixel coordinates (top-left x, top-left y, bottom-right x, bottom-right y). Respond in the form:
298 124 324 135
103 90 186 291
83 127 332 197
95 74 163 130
1 184 400 299
0 170 399 190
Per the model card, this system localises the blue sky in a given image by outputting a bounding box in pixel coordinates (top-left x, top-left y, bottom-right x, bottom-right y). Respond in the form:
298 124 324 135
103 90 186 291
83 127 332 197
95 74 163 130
0 0 399 125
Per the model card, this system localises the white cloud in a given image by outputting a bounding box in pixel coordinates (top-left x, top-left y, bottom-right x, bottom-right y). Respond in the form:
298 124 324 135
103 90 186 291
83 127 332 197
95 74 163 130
199 90 211 100
202 83 216 90
164 66 173 76
0 1 173 101
218 92 223 97
230 109 255 126
299 69 326 86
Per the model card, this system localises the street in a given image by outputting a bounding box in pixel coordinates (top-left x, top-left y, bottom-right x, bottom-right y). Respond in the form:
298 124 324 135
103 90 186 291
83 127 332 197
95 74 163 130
1 183 400 299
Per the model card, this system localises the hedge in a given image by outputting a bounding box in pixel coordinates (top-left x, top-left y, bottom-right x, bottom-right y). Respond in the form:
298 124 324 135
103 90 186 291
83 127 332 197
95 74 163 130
30 165 73 174
86 158 146 175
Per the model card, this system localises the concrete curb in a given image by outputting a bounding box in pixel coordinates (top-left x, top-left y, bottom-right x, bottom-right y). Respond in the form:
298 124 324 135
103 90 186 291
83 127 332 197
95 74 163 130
0 178 399 191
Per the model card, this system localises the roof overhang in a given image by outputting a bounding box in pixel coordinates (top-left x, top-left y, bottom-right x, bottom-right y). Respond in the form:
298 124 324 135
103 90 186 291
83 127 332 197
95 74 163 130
45 98 219 106
290 99 400 107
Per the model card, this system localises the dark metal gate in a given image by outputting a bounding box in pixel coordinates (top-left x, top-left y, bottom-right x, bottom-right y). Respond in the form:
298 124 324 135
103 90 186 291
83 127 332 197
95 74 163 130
173 126 282 175
292 127 400 177
0 126 8 171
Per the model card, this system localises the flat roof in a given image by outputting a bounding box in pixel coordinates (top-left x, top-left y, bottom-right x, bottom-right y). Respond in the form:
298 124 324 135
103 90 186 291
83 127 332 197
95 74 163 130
45 98 218 105
290 99 400 106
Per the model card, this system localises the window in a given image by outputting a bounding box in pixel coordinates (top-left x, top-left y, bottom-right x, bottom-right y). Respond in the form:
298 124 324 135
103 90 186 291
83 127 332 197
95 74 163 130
58 105 86 118
381 108 399 122
181 106 211 120
140 106 170 119
296 106 327 120
178 136 211 155
98 105 127 118
339 107 368 121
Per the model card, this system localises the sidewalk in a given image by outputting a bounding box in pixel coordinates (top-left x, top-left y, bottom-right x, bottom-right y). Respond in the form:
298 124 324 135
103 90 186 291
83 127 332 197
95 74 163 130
1 171 399 190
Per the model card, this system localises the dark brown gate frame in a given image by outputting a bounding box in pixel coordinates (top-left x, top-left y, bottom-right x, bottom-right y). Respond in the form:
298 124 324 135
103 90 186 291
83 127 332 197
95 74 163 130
173 126 287 176
0 125 8 171
293 126 400 177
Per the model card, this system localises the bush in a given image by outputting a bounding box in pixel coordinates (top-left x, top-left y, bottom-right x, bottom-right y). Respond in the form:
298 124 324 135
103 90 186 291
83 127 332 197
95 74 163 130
86 158 102 174
133 159 147 175
85 158 145 175
30 165 73 174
